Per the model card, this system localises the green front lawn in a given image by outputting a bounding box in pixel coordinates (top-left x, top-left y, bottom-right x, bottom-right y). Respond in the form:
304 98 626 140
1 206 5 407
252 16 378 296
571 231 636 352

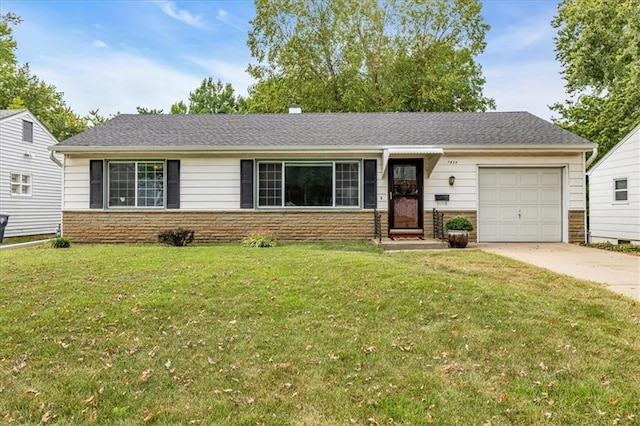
1 243 638 425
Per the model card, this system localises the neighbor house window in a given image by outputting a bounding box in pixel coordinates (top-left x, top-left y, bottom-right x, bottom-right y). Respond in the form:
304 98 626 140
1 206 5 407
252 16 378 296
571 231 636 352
257 161 360 208
614 178 628 201
10 173 32 196
22 120 33 142
107 161 164 208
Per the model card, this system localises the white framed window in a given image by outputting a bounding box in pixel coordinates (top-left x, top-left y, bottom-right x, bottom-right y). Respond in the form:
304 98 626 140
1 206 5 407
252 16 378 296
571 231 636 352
107 161 165 208
10 173 32 196
614 178 628 202
22 120 33 142
257 160 361 208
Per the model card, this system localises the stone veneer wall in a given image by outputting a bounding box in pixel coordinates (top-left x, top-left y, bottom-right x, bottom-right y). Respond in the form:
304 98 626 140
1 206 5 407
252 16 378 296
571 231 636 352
62 210 388 243
568 210 586 244
424 210 478 242
62 209 582 244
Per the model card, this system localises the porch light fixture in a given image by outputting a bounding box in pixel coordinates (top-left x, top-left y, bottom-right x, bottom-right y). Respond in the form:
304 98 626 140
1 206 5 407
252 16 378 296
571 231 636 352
449 175 456 186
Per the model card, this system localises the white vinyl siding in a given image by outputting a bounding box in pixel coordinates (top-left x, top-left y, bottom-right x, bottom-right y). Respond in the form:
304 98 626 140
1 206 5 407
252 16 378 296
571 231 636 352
588 124 640 244
0 111 61 237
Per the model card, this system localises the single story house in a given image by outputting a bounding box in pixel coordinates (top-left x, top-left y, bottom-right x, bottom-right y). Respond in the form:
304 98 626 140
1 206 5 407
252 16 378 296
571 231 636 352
587 122 640 245
49 112 596 244
0 109 61 239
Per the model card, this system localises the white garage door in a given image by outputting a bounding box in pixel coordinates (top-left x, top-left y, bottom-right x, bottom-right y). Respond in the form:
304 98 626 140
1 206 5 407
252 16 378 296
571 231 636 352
478 168 562 242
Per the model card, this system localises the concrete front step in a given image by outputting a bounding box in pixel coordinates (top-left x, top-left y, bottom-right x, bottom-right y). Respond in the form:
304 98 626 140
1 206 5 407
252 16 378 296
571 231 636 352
373 238 449 251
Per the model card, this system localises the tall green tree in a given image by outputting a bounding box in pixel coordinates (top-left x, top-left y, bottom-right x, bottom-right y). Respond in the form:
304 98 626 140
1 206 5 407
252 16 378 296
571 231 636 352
170 77 246 114
552 0 640 161
1 13 87 140
246 0 494 113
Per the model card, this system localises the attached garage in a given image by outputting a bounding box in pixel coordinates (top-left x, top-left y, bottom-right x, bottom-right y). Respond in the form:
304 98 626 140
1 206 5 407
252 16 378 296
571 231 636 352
478 168 562 242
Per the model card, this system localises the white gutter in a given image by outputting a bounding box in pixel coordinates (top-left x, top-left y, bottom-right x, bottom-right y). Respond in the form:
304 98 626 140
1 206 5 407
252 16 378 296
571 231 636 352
49 143 596 155
49 150 62 167
584 146 598 169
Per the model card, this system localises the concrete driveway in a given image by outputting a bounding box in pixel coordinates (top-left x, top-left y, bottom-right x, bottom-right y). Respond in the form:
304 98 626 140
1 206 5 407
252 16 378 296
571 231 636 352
478 243 640 301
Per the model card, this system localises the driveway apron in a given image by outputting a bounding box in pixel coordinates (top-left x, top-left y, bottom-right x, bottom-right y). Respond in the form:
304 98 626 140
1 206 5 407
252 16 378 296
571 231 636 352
479 243 640 301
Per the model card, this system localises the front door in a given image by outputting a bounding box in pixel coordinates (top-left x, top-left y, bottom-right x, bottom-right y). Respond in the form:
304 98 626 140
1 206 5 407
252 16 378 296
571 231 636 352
389 159 423 234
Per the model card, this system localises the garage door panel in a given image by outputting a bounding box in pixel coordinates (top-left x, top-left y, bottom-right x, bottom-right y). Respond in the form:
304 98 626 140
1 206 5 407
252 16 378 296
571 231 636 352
499 189 518 202
521 224 541 237
520 173 540 186
520 189 540 203
499 224 519 238
541 206 561 219
500 173 518 185
479 168 562 242
541 172 561 185
542 224 562 237
520 206 539 219
479 188 498 202
541 188 561 202
479 172 498 186
500 206 518 220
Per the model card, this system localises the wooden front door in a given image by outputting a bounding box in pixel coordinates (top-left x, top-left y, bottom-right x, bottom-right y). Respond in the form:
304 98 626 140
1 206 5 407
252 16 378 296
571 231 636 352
389 159 423 234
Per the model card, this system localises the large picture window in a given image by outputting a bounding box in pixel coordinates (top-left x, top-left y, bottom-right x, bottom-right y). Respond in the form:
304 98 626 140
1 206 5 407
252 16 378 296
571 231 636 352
257 161 360 208
108 161 164 208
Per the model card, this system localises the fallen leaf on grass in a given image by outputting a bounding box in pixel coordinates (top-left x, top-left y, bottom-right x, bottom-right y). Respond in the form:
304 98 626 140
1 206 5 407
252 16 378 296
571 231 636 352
139 368 153 383
41 411 53 423
88 409 97 423
143 407 154 422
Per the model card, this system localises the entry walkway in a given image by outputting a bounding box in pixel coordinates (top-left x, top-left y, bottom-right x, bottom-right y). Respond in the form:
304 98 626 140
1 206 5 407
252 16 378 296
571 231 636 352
479 243 640 301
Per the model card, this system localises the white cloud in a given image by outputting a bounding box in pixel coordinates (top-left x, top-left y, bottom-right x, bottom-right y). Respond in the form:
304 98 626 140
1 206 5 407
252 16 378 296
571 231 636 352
189 58 255 97
482 60 566 121
486 18 555 55
93 40 107 48
31 52 203 116
216 8 246 31
155 0 208 29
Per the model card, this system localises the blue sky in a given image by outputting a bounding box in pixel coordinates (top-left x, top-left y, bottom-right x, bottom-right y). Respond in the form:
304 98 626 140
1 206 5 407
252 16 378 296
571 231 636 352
2 0 564 120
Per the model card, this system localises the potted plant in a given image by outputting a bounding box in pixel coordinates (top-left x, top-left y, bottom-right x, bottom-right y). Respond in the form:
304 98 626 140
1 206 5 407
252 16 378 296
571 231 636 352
445 216 474 248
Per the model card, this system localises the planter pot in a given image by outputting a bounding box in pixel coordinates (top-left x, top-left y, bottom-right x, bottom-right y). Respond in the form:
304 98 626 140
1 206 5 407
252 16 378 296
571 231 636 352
447 230 469 248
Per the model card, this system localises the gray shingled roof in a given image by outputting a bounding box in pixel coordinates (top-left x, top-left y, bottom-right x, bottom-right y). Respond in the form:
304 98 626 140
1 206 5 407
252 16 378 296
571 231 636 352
56 112 594 149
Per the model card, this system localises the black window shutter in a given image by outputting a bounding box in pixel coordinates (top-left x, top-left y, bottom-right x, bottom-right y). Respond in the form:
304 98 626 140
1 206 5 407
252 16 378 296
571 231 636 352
240 160 254 208
89 160 104 209
166 160 180 209
363 159 377 209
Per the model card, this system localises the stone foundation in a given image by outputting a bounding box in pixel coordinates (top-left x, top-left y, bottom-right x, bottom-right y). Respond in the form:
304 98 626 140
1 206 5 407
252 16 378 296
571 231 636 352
568 210 586 244
62 210 387 243
63 209 582 244
425 210 478 242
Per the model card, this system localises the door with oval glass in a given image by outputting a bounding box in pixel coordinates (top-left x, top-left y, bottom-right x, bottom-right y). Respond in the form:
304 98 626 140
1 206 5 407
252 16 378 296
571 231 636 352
389 159 423 235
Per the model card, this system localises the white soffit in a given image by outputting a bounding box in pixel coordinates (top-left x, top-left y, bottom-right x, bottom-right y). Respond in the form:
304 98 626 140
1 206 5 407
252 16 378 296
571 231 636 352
382 147 444 177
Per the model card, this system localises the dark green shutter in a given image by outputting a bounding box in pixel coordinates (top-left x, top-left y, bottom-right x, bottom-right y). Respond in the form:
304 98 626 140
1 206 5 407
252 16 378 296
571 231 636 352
89 160 103 209
240 160 254 208
363 159 377 209
166 160 180 209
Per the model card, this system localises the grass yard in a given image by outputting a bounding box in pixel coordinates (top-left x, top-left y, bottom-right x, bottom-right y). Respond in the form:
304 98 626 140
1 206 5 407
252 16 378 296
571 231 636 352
1 242 639 425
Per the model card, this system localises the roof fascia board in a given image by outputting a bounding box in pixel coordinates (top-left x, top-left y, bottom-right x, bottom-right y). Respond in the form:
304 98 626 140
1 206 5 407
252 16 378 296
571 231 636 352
51 144 595 154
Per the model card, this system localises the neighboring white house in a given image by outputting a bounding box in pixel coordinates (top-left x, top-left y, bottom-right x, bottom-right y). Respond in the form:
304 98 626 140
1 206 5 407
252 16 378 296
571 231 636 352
587 123 640 245
0 109 62 238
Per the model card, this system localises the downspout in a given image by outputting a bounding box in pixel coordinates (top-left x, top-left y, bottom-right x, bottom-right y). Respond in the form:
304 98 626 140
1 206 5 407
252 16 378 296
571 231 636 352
585 146 598 169
49 149 63 237
584 146 597 244
49 149 62 167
